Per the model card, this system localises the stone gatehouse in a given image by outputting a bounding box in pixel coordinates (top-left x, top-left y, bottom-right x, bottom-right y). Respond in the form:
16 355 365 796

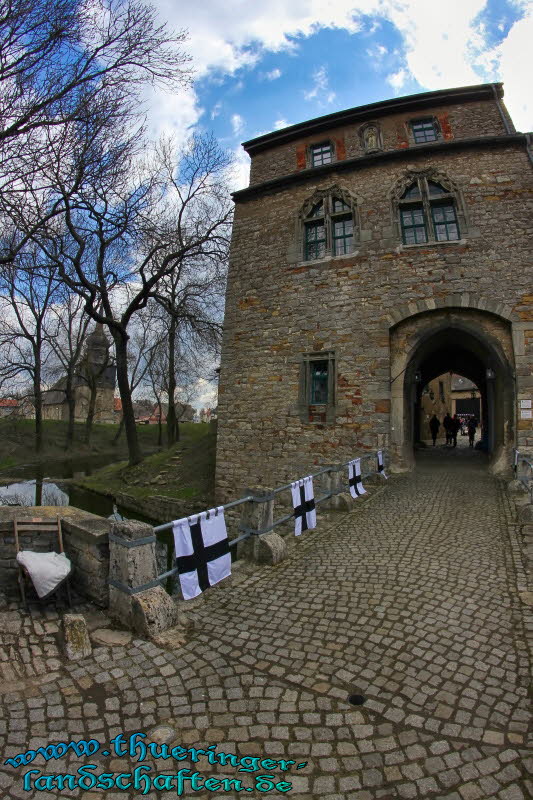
216 83 533 502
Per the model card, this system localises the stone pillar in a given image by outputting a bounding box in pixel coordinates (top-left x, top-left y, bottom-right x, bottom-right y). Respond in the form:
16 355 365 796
238 488 286 565
108 520 157 628
324 467 351 511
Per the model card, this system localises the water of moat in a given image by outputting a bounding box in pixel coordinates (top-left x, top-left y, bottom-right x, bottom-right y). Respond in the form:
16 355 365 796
0 453 155 525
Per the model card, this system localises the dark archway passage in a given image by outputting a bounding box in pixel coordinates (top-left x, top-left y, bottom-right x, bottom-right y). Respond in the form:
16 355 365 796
390 309 516 473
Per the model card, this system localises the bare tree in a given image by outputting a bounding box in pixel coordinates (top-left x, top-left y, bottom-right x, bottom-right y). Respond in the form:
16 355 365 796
32 133 232 465
47 289 92 448
0 249 58 452
0 0 191 237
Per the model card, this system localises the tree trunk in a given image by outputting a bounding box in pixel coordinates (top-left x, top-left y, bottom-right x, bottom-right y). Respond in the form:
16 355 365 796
33 355 43 454
157 397 163 446
64 369 76 449
113 332 142 465
84 377 98 446
166 319 178 446
113 416 124 445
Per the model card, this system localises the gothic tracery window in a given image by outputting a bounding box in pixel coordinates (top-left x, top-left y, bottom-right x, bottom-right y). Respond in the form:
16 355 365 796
398 176 461 245
303 194 355 261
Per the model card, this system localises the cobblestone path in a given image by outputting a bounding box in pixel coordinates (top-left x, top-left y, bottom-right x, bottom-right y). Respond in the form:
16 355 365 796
0 446 531 799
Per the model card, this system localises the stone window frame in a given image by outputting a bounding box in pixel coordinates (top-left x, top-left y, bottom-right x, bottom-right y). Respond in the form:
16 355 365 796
407 116 441 146
359 121 383 153
308 140 335 168
298 351 336 425
297 186 359 264
390 170 468 247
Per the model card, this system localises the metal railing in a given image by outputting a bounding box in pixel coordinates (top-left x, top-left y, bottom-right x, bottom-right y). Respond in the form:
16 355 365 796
150 450 388 594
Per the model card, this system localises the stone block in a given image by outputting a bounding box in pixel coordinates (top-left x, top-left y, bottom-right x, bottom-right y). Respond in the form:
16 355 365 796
131 586 179 638
256 532 286 565
63 614 92 660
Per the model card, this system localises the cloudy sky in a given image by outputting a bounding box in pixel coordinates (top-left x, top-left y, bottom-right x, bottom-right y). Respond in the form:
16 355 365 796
149 0 531 193
147 0 530 408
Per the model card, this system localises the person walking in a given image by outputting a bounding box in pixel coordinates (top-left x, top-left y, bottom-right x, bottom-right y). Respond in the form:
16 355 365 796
429 414 440 446
467 416 478 448
443 413 453 446
451 414 461 447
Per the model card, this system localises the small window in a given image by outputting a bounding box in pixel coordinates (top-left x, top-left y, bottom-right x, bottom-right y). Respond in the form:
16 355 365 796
302 194 355 261
310 142 333 167
310 361 329 404
411 118 438 144
300 352 336 424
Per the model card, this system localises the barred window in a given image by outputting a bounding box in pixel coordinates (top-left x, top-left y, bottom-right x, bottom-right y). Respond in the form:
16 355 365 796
299 351 336 425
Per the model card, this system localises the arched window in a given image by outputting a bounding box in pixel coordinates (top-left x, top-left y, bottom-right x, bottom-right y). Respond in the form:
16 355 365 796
303 194 355 261
398 177 461 245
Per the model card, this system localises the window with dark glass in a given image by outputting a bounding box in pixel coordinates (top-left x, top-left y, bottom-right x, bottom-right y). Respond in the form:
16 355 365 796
398 178 460 245
310 361 329 403
299 351 336 424
411 118 439 143
303 196 354 260
310 142 333 167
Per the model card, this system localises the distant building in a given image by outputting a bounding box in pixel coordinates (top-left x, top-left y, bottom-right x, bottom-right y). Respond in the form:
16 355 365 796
42 324 116 424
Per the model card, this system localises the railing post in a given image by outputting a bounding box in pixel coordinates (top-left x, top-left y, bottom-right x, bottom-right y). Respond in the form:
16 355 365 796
108 520 157 626
324 466 351 510
108 520 179 636
238 487 286 565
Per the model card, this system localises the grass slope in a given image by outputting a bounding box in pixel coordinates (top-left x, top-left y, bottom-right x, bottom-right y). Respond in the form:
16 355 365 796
0 418 163 470
77 422 216 504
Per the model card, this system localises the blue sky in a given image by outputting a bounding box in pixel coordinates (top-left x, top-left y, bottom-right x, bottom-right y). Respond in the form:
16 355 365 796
149 0 532 189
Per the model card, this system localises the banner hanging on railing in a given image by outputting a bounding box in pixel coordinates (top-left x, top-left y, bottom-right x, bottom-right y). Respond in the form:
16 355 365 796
348 458 366 498
291 476 316 536
377 450 388 479
514 449 519 473
172 508 231 600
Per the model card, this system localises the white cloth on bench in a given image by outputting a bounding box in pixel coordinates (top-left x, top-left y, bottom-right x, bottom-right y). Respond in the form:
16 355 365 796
16 551 71 598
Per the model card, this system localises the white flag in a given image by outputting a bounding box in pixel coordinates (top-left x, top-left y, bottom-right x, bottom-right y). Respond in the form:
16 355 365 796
173 508 231 600
291 476 316 536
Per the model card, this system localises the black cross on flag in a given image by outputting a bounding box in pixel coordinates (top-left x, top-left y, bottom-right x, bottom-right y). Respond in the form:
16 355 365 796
348 458 366 498
172 508 231 600
291 476 316 536
377 450 388 479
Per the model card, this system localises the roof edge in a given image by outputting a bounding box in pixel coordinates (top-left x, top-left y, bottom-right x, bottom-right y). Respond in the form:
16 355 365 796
233 133 528 202
242 83 504 155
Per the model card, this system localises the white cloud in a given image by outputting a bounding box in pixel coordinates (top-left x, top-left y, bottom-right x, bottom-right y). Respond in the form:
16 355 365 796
479 7 532 132
231 113 245 136
146 1 532 147
366 43 388 63
387 67 408 93
303 65 336 105
274 118 289 130
210 101 222 120
265 68 282 80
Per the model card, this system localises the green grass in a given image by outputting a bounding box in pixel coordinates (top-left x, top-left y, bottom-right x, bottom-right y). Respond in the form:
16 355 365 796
0 417 165 469
77 422 216 504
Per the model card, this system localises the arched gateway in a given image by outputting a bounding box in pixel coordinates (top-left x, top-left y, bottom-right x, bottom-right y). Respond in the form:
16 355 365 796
216 84 533 503
389 300 517 473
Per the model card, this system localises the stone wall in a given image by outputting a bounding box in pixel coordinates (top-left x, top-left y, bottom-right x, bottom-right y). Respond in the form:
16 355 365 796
217 90 533 503
0 506 111 606
249 98 509 186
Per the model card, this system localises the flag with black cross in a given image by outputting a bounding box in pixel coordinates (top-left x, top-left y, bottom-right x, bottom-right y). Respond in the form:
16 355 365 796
377 449 388 479
348 458 366 498
172 508 231 600
291 476 316 536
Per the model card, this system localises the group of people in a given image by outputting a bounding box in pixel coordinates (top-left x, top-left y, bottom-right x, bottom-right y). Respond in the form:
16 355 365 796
429 413 478 448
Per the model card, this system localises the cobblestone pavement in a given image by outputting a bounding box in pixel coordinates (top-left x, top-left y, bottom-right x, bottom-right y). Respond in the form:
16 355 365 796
0 446 531 799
